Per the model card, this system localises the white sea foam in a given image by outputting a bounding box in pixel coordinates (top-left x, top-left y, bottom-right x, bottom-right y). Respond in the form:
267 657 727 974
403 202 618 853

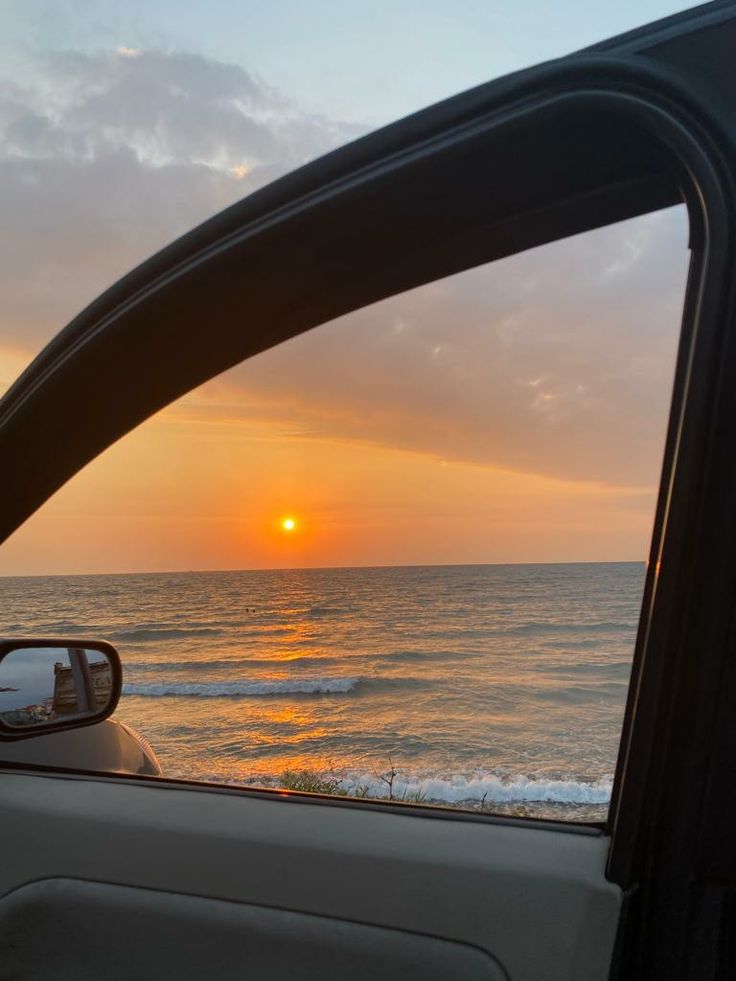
123 677 361 697
337 770 613 805
184 768 613 806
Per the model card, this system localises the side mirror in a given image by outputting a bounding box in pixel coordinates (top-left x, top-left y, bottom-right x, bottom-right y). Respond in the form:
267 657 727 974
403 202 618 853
0 639 122 739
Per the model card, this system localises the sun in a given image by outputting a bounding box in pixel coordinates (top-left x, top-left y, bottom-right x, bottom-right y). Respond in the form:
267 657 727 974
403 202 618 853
281 517 297 532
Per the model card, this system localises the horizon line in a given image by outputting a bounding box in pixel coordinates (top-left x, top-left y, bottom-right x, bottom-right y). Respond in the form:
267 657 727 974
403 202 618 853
0 558 648 580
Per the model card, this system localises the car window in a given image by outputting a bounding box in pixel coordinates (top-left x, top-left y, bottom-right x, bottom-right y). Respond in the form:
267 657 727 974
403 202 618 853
0 202 690 821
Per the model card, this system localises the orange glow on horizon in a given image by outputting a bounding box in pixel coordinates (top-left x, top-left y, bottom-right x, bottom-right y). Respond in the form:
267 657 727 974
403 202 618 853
0 406 657 576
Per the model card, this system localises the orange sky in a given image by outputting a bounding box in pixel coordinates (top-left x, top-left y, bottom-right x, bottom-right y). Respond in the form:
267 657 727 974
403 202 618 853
0 206 689 577
0 397 660 575
0 200 686 578
0 38 691 576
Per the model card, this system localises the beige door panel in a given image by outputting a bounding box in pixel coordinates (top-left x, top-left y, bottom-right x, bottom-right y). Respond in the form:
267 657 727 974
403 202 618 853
0 772 620 980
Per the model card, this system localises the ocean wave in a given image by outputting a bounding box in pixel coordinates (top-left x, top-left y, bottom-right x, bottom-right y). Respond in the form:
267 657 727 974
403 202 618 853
379 649 482 663
127 654 347 673
123 677 362 697
505 620 637 635
113 626 227 642
541 660 631 677
337 771 613 805
534 680 628 703
300 606 354 618
28 622 111 636
191 768 612 806
544 639 602 650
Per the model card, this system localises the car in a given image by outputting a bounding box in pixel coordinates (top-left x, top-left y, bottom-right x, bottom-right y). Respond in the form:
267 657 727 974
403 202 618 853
1 2 735 978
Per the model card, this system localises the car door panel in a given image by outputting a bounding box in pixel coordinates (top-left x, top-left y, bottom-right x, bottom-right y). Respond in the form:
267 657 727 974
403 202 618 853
0 880 506 981
0 772 619 981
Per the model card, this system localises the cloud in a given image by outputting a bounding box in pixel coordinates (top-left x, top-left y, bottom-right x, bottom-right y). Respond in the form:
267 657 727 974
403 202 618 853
0 47 361 345
200 205 690 488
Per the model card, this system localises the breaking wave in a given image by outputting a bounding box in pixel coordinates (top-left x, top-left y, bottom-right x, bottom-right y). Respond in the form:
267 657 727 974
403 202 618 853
196 769 613 806
123 677 362 697
337 770 613 805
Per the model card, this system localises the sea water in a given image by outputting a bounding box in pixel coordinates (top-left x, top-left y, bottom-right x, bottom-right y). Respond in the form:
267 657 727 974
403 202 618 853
0 562 644 819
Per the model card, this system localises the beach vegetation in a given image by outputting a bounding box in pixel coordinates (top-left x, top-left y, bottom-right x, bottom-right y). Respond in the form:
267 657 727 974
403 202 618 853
279 769 347 796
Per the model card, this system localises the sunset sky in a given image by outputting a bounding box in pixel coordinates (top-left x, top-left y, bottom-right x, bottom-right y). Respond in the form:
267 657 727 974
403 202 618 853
0 0 692 574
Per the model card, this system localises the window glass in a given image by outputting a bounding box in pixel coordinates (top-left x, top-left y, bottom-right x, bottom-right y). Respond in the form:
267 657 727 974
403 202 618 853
0 204 689 820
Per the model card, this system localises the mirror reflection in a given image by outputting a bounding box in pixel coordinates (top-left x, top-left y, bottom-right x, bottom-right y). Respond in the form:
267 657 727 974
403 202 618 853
0 647 114 728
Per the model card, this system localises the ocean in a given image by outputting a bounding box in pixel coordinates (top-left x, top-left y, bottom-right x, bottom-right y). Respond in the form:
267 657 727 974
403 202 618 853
0 562 643 820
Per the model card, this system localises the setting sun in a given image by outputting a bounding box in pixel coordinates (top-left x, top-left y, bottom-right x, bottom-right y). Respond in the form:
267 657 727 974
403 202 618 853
281 517 296 532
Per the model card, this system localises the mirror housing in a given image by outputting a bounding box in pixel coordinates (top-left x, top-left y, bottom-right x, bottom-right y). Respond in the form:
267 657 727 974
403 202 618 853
0 639 122 740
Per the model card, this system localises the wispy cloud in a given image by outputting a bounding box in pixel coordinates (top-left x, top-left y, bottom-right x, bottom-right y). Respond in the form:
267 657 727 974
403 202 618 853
0 47 362 348
192 205 689 487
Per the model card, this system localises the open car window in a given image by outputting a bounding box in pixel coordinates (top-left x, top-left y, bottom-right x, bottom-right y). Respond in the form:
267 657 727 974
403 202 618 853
0 199 690 822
